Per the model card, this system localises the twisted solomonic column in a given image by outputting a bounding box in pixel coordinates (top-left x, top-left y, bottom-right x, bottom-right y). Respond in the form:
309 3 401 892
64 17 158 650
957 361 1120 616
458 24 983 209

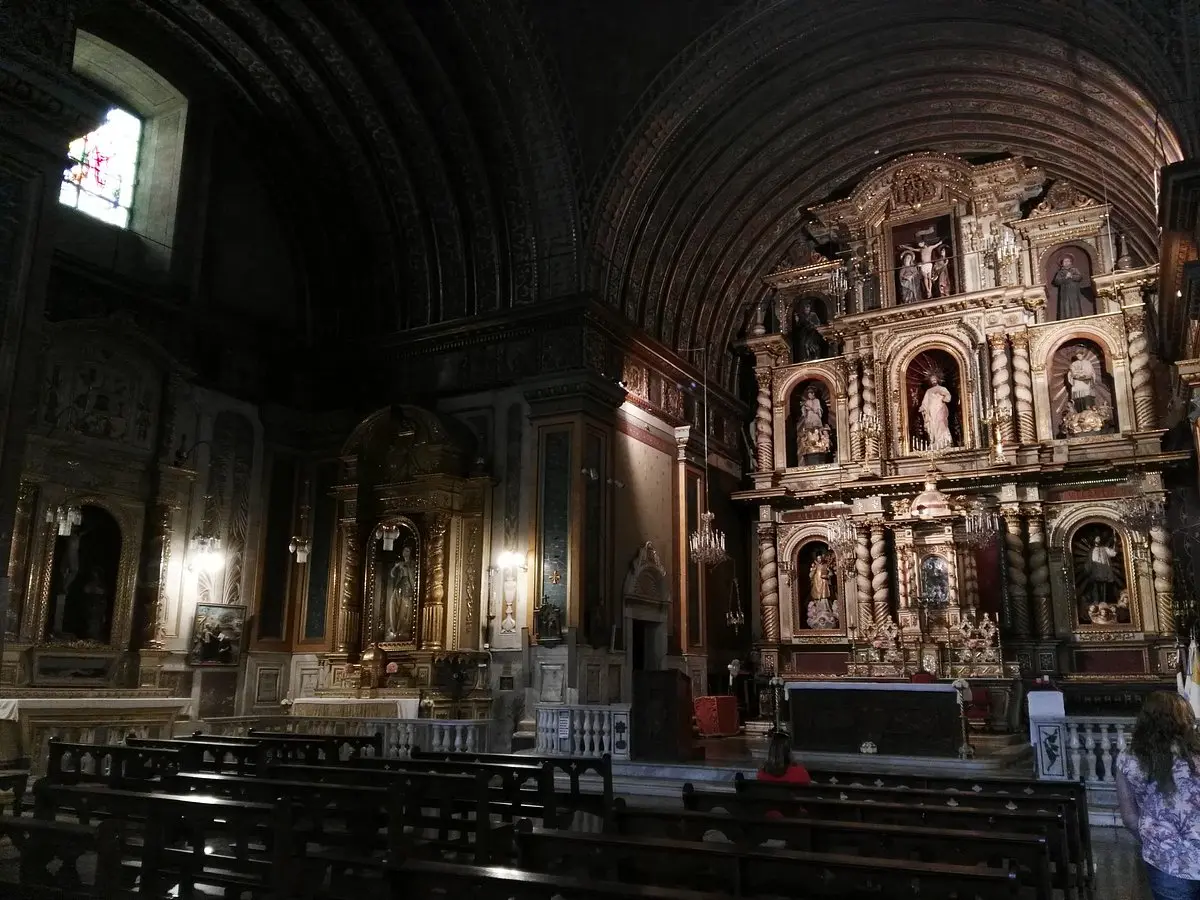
1009 332 1035 444
754 366 775 471
1025 511 1053 638
987 333 1016 444
758 523 780 642
336 525 362 655
1149 525 1176 635
1003 508 1031 638
869 523 890 625
422 514 450 649
846 356 862 460
855 529 872 627
860 354 879 459
1125 310 1155 431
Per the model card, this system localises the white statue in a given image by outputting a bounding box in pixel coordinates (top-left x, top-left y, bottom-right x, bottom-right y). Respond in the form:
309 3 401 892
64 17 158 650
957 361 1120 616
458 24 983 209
798 387 824 429
386 544 417 641
1067 349 1097 412
900 239 945 298
919 375 954 450
806 553 838 629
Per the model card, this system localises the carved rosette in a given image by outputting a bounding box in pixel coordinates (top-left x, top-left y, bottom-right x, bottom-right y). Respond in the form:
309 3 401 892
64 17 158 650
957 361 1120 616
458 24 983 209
987 333 1015 444
754 366 774 471
758 522 780 642
846 356 862 460
1003 509 1031 637
1009 333 1035 444
336 525 362 655
854 529 872 627
1025 511 1053 639
869 524 889 625
422 513 450 649
1124 310 1155 431
1149 525 1176 635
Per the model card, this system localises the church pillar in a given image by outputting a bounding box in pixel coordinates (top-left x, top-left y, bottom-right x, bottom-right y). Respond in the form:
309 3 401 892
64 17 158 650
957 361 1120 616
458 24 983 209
860 353 880 459
1002 506 1031 637
868 522 890 624
987 333 1016 445
422 513 449 650
1149 523 1176 636
845 355 863 460
1124 307 1155 431
753 365 775 471
1010 333 1036 444
757 521 780 643
334 524 362 656
1024 507 1053 639
854 527 872 628
0 6 105 649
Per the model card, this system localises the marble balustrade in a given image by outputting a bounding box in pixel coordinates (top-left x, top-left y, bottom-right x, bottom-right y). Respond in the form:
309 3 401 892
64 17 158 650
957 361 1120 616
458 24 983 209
203 715 488 758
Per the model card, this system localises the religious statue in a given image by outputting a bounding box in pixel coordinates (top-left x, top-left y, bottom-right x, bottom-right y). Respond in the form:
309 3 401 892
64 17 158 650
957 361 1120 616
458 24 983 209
1081 534 1120 613
919 375 954 450
898 250 921 304
386 544 418 641
919 555 950 606
900 239 944 298
806 553 838 629
932 246 952 297
1052 255 1088 319
791 299 827 361
78 567 109 641
795 386 832 459
1066 348 1097 411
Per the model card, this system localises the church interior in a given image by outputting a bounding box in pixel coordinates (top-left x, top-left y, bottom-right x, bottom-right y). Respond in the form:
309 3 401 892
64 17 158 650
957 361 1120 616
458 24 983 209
2 0 1200 896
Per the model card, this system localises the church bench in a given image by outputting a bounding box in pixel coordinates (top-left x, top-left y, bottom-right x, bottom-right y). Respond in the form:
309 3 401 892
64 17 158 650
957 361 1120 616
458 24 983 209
734 771 1087 890
0 768 30 815
183 730 341 764
683 783 1073 896
609 799 1053 900
514 824 1021 899
0 814 128 894
247 728 384 758
124 735 265 775
44 739 185 790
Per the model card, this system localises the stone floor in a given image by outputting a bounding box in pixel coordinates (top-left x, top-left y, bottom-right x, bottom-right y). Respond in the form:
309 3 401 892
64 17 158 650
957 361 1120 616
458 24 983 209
1093 826 1152 900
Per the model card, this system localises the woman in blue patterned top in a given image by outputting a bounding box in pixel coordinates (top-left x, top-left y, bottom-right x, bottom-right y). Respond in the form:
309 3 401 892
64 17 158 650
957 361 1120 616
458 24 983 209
1116 692 1200 899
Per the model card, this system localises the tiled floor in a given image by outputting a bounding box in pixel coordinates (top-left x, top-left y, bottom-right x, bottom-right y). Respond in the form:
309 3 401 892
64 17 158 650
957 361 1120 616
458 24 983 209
1093 826 1152 899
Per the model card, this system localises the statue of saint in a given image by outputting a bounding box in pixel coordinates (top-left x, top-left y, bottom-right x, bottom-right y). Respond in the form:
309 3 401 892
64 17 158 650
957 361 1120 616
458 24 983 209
1066 349 1097 411
1053 255 1087 319
386 544 418 641
791 299 827 361
932 246 952 297
806 553 837 629
919 374 954 450
1084 536 1119 607
898 250 921 304
900 239 944 298
798 387 824 430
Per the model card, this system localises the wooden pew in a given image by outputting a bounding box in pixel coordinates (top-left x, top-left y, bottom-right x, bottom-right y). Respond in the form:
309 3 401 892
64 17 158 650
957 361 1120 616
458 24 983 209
683 782 1072 895
0 815 128 894
124 735 265 775
248 728 384 759
44 739 186 789
608 798 1053 900
0 768 30 815
514 823 1021 899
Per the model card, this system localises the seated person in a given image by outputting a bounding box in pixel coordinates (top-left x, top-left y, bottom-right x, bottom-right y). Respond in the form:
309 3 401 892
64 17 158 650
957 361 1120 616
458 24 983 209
756 729 811 784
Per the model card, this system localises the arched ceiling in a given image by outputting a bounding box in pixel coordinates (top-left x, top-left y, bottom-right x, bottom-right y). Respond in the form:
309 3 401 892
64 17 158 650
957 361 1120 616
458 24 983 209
80 0 582 338
587 0 1198 383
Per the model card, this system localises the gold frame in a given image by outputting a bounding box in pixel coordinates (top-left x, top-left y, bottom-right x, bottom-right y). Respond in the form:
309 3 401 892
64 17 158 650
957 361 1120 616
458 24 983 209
1064 517 1141 633
363 515 422 650
881 203 960 308
791 537 842 634
895 342 972 454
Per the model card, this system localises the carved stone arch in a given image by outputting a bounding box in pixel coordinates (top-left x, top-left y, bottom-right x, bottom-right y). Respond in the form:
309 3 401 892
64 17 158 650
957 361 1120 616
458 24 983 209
1051 507 1141 632
887 334 979 454
777 522 842 640
341 404 478 482
772 361 848 468
623 542 671 611
1029 318 1133 440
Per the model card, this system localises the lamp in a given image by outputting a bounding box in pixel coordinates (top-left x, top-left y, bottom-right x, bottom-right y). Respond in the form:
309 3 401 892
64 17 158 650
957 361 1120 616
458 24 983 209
289 491 311 564
726 577 745 632
496 550 527 571
187 495 223 573
962 502 1000 549
826 514 859 570
379 523 401 551
684 347 729 568
45 505 81 537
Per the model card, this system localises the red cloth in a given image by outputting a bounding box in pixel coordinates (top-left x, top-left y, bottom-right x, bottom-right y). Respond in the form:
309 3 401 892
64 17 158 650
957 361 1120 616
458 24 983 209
909 672 936 684
693 696 739 736
756 765 812 785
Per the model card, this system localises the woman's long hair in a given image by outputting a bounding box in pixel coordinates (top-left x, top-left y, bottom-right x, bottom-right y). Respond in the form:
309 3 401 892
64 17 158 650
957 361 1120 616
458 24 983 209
1131 692 1200 794
763 730 793 777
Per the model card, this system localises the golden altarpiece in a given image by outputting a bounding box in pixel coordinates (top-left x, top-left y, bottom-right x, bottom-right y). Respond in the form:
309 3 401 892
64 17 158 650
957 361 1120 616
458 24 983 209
312 406 493 718
739 153 1181 729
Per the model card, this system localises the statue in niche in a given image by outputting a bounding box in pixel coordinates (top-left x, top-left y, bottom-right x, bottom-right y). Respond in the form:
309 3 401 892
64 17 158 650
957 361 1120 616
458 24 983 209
1067 348 1097 411
1053 255 1087 319
46 504 120 643
806 552 838 629
920 375 954 451
1053 342 1113 437
1072 524 1129 625
385 543 418 642
898 251 921 304
778 234 826 271
919 555 950 606
790 298 828 361
899 238 944 298
793 383 833 463
932 246 953 297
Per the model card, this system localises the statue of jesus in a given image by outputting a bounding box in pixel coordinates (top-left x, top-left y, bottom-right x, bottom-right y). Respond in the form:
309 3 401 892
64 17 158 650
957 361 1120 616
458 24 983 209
919 374 954 450
900 239 945 298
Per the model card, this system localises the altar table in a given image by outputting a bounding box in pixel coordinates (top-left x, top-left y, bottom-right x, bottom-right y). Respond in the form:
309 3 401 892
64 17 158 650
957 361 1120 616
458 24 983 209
786 681 961 757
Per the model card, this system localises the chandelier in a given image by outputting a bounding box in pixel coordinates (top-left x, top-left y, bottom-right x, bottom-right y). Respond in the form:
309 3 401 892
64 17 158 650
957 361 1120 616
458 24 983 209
378 523 401 551
188 495 223 572
726 577 745 632
686 347 729 567
984 226 1020 266
826 514 858 569
45 505 81 537
962 502 1000 549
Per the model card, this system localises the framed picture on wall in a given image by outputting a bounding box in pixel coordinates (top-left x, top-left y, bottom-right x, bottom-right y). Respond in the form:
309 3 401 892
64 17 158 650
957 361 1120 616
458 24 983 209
188 603 247 667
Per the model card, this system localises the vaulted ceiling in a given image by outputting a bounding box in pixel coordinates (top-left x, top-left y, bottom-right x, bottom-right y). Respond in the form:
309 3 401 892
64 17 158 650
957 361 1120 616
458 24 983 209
80 0 1198 385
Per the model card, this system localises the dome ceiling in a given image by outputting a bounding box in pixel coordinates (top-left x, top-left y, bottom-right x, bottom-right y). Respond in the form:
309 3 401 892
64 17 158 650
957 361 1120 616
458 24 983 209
586 0 1196 381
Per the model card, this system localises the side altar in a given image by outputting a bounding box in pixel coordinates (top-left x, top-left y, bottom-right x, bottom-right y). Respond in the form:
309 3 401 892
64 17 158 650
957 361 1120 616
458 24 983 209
737 154 1181 719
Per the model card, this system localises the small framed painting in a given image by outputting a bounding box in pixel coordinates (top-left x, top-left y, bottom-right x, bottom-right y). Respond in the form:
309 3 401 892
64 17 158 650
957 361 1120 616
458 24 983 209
188 603 246 667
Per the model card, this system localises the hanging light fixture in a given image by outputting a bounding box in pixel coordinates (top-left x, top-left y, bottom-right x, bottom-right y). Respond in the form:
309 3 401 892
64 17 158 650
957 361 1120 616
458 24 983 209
726 577 745 632
826 515 859 570
687 348 729 568
289 495 311 564
962 502 1000 549
45 505 82 537
188 495 223 572
379 523 401 551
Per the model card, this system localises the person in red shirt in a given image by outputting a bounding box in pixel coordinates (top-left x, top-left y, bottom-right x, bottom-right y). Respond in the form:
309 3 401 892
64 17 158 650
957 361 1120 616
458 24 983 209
756 729 811 785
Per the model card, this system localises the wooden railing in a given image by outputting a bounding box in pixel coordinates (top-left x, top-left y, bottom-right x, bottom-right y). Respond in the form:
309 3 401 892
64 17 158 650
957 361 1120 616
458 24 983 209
202 716 488 758
534 704 631 761
1029 714 1134 784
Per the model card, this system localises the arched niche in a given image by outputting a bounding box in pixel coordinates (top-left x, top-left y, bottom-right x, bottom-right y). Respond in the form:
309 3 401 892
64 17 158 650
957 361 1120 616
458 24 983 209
1042 242 1098 321
792 539 839 632
1048 338 1119 438
787 378 835 466
364 516 423 648
901 348 965 454
1066 519 1134 629
778 522 851 639
788 295 831 362
42 502 128 645
772 363 846 470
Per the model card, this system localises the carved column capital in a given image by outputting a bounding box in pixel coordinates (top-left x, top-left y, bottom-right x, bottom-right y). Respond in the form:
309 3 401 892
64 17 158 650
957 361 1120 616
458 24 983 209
987 332 1009 350
1009 331 1030 351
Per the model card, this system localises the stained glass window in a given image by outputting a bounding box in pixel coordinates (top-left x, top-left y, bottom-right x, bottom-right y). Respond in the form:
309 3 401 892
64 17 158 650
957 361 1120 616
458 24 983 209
59 107 142 228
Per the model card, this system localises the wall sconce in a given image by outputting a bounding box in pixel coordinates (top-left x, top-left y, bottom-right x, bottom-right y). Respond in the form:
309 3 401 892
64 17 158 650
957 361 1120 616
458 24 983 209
379 523 401 551
188 495 223 573
580 467 599 481
290 492 311 564
45 505 81 537
495 550 527 571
